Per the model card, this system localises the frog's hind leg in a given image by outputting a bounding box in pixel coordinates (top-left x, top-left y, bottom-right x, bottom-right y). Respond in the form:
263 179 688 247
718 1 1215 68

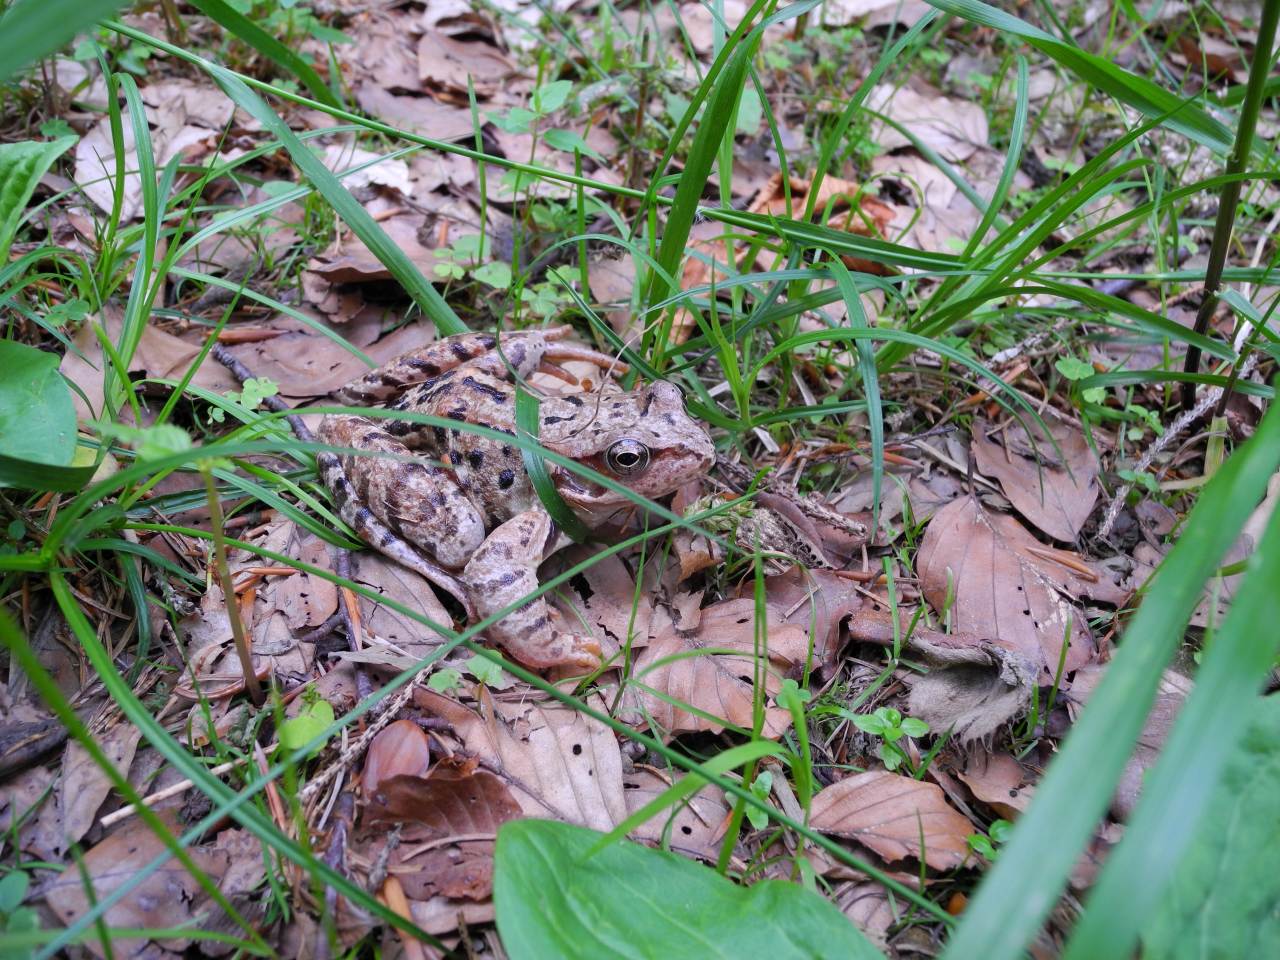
318 414 484 613
461 509 602 672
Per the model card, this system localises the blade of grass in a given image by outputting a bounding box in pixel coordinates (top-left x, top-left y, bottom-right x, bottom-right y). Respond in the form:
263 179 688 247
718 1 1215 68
0 0 125 82
940 398 1280 960
1062 486 1280 958
188 0 340 107
199 64 466 337
924 0 1236 154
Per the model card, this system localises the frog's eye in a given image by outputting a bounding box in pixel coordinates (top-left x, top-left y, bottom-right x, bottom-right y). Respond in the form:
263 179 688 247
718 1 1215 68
605 438 651 476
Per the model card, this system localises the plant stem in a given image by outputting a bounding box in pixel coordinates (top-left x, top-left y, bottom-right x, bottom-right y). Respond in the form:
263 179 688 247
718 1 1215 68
202 466 263 706
1180 0 1280 411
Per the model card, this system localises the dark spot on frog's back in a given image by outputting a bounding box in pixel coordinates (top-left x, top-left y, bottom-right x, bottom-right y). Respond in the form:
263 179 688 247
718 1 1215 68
462 375 508 403
432 425 448 444
450 341 474 361
406 357 440 376
468 450 485 469
450 450 463 466
564 395 583 407
498 468 515 489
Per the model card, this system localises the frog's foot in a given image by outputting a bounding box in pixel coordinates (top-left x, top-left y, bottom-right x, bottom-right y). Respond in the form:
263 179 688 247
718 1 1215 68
462 509 603 672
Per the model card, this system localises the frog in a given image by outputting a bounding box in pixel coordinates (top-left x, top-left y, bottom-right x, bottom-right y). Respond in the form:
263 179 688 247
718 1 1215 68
316 326 716 672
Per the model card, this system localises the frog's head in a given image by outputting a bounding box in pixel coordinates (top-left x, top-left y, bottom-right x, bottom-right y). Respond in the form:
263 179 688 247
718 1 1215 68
541 380 714 511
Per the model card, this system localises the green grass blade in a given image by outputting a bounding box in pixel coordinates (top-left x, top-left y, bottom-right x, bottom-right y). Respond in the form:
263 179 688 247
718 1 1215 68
188 0 340 107
0 0 124 82
1062 489 1280 958
924 0 1236 154
941 399 1280 960
644 28 760 311
199 65 466 337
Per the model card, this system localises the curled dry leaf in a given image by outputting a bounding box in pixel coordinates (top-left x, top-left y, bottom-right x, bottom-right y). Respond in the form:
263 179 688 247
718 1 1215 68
362 719 432 796
848 606 1039 742
970 416 1100 542
835 882 900 951
44 815 230 959
365 757 522 837
415 689 628 831
916 494 1126 683
810 771 975 870
623 598 802 741
759 567 864 664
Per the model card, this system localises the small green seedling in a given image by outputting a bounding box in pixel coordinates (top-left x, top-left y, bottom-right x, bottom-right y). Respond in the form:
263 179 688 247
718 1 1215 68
852 707 930 773
966 819 1014 862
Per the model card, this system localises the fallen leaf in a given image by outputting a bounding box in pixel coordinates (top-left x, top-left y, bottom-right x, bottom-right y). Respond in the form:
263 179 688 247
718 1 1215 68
416 689 628 831
58 722 142 850
835 882 900 951
623 599 798 741
623 764 730 858
810 770 975 870
866 82 989 162
1069 664 1192 820
756 567 863 663
957 751 1035 819
60 307 237 422
44 815 229 958
417 33 517 97
275 528 338 631
362 719 432 795
366 757 522 836
679 0 748 56
916 494 1126 681
970 416 1100 542
321 144 412 194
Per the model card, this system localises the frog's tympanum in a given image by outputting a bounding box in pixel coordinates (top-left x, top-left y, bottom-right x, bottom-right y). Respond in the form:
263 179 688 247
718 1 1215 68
318 327 715 672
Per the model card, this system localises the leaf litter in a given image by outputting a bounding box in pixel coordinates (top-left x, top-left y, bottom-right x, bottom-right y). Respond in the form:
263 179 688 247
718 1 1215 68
8 0 1279 957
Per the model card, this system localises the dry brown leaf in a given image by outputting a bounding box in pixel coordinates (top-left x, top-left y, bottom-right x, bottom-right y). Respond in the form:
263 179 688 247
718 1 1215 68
761 567 864 663
222 308 433 400
916 494 1126 682
1069 664 1191 820
44 815 230 959
416 689 628 831
623 599 798 740
622 765 730 858
835 882 900 951
58 722 142 850
354 84 476 141
957 752 1035 819
362 719 432 795
366 758 522 836
417 33 517 97
847 606 1037 741
679 0 747 56
397 841 496 902
275 529 338 631
866 82 989 162
60 308 238 422
351 550 455 660
810 770 974 870
970 416 1100 542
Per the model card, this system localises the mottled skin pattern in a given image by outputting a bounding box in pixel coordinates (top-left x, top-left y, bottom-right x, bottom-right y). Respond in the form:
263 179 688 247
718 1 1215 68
318 327 715 671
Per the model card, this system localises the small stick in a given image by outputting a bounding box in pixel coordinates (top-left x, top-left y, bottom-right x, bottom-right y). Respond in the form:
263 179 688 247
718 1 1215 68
99 748 276 827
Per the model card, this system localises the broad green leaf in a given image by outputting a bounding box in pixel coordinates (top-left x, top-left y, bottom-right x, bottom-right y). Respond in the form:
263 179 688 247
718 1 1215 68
279 697 335 758
1138 696 1280 960
0 340 77 476
494 819 882 960
0 0 124 83
0 136 77 263
923 0 1235 154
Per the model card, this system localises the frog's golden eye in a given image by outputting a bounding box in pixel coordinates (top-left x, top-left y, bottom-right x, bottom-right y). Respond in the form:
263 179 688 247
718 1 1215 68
605 439 651 476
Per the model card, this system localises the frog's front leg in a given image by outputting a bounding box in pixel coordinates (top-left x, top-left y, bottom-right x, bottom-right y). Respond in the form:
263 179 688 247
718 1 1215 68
461 508 603 672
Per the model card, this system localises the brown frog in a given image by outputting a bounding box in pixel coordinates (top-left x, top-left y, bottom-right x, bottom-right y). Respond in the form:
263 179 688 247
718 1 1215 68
317 327 715 672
